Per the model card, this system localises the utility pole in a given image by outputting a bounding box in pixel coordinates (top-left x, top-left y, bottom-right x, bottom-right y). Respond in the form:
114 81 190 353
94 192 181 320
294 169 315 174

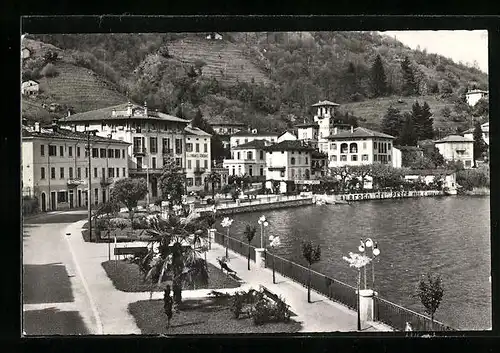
85 130 98 242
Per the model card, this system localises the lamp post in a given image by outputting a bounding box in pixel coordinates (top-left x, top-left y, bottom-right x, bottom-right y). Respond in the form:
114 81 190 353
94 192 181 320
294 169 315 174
343 251 372 331
358 238 381 290
221 217 233 259
257 215 269 249
268 235 281 284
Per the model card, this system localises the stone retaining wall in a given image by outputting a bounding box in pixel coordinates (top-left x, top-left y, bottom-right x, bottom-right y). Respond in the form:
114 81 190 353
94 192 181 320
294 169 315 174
200 198 314 216
336 190 445 202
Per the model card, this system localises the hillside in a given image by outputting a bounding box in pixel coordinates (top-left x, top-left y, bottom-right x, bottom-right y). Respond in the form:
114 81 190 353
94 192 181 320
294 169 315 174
21 39 128 122
167 36 270 85
26 32 488 134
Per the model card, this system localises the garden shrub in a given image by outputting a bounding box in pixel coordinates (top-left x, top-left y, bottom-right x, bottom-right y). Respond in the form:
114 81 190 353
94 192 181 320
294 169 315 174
231 292 244 319
109 217 131 229
132 216 149 229
252 296 274 325
456 168 490 191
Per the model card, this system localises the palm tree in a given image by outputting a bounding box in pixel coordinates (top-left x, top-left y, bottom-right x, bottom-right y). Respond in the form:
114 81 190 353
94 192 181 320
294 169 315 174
302 241 321 303
139 213 209 304
206 171 221 199
243 224 257 270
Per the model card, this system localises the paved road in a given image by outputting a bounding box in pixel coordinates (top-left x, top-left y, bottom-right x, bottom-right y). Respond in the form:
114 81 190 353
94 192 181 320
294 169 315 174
22 210 96 335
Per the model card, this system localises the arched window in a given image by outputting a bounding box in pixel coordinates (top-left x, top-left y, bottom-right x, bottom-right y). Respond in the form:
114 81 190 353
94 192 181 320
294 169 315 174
232 166 235 176
247 151 253 160
291 157 296 165
340 143 348 154
238 165 242 175
350 143 358 153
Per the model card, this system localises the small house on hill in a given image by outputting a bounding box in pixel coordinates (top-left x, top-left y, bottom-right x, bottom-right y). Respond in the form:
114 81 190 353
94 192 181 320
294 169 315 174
21 47 31 60
206 32 223 40
21 80 39 95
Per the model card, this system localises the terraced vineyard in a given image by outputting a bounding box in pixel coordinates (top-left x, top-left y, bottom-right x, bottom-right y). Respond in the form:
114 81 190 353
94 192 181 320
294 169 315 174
341 95 465 133
167 37 270 85
21 98 55 121
38 62 128 113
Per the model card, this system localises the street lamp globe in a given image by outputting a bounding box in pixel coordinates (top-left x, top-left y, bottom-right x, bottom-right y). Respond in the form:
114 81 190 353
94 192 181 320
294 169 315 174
263 221 269 227
358 239 365 252
365 239 373 248
373 242 380 256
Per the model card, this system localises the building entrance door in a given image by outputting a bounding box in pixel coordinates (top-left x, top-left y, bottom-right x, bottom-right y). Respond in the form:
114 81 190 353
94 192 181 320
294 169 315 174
78 190 82 207
51 191 56 210
41 193 46 212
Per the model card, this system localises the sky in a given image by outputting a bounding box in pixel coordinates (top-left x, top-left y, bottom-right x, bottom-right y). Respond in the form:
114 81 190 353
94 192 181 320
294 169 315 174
381 30 488 74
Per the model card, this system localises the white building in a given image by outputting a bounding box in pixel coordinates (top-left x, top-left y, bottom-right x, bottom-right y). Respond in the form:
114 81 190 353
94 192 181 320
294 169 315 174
404 169 457 191
21 80 40 95
59 102 209 197
465 89 488 107
184 126 212 191
296 122 319 147
463 121 489 146
265 140 314 194
229 129 279 149
277 131 297 143
324 126 400 168
223 139 270 179
435 135 474 169
312 100 340 141
22 123 130 212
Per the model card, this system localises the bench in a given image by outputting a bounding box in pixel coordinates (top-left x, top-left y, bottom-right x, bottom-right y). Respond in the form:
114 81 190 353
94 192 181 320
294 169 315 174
259 284 291 311
114 246 148 257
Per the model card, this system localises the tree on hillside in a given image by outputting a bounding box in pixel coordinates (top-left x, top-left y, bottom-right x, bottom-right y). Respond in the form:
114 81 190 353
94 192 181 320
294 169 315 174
411 101 434 141
473 120 488 166
381 106 404 139
159 158 186 210
111 178 148 223
401 56 418 96
40 63 58 77
370 54 388 97
472 97 489 118
398 113 418 146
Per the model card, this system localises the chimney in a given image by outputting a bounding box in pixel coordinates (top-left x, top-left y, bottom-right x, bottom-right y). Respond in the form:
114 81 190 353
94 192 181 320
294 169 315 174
112 109 116 117
334 127 338 135
248 126 251 133
127 101 132 116
34 122 40 132
351 125 354 133
144 101 148 116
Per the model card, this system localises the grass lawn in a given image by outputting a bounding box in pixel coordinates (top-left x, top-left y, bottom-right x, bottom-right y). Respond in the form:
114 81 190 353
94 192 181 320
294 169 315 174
128 296 302 334
102 260 241 292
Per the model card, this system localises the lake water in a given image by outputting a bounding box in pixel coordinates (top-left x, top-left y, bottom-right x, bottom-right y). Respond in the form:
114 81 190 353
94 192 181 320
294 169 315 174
216 195 491 330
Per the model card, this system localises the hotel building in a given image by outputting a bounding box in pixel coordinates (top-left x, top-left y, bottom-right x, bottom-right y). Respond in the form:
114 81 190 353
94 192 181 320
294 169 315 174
22 123 130 212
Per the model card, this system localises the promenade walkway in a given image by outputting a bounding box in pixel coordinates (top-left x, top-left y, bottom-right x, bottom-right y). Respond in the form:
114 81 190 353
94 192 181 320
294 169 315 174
62 219 391 334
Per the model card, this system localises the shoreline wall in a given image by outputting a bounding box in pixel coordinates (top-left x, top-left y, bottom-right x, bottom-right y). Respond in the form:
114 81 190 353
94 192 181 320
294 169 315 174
200 198 313 216
335 190 445 202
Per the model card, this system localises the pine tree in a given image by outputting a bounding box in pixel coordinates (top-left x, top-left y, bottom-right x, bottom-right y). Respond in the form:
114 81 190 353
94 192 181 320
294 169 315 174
473 120 487 166
399 113 418 146
411 101 434 141
401 56 418 96
370 54 388 97
381 106 404 138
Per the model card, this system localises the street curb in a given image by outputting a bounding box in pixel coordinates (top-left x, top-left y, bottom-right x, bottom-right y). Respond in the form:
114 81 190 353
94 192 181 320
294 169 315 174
63 222 104 334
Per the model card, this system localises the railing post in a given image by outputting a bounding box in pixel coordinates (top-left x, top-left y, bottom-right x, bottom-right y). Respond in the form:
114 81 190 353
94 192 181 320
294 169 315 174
358 289 376 323
254 248 266 268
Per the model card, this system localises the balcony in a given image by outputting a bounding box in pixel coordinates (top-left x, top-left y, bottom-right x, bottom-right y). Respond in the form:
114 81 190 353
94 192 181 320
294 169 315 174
133 146 147 156
100 177 114 187
67 179 85 188
193 167 206 174
129 168 163 175
162 147 173 155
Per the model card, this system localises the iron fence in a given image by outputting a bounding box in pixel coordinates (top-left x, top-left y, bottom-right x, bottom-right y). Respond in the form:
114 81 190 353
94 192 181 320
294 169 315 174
266 252 358 310
375 296 455 332
214 230 256 261
211 229 455 331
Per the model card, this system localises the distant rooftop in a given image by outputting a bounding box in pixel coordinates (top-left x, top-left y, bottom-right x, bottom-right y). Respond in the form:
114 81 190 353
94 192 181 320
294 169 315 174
311 100 340 107
265 140 315 152
232 130 280 137
61 103 191 124
295 122 319 128
22 126 130 145
466 89 488 94
327 127 395 140
185 125 212 137
233 139 270 150
435 135 474 143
